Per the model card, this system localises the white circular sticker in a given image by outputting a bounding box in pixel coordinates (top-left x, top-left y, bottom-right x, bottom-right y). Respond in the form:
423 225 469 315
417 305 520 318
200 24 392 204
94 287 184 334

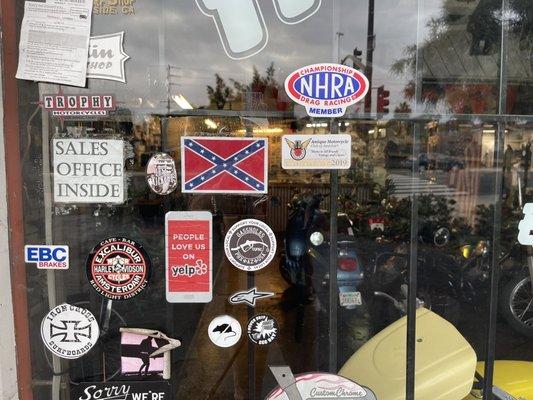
41 303 100 359
224 219 277 272
208 315 242 348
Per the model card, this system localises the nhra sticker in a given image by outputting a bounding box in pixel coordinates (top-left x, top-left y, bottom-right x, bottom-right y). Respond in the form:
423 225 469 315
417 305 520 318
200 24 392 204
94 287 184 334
86 237 152 300
72 382 172 400
41 303 99 360
282 134 352 170
224 219 276 272
285 63 369 117
147 153 178 195
247 314 278 345
25 245 69 269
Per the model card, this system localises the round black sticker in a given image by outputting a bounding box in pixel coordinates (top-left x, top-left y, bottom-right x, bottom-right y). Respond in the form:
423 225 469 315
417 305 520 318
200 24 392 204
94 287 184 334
86 237 151 300
247 313 279 345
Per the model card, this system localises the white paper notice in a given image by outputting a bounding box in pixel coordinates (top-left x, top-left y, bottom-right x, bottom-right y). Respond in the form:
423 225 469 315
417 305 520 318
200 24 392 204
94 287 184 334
282 134 352 170
16 0 93 87
53 139 124 204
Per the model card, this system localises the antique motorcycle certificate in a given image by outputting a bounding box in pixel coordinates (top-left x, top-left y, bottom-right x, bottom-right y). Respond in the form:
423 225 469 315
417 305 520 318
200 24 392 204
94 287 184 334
16 0 93 87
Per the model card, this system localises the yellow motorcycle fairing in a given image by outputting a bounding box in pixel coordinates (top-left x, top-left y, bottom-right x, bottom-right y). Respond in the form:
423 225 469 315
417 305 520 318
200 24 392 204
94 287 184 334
465 361 533 399
339 308 477 400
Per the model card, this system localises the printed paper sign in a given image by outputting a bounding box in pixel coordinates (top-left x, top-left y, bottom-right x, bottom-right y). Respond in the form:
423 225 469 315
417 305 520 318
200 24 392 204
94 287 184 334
181 137 268 194
53 139 124 204
43 95 115 117
166 212 212 303
41 303 99 360
72 382 172 400
16 0 93 87
282 134 352 169
267 370 377 400
285 63 369 117
25 245 69 270
87 32 130 83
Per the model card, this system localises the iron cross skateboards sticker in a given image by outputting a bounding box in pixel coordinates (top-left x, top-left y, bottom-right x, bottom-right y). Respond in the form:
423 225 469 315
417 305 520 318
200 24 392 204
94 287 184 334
208 315 242 348
41 303 99 359
86 237 152 300
147 153 178 195
229 287 274 307
247 314 279 345
224 219 276 272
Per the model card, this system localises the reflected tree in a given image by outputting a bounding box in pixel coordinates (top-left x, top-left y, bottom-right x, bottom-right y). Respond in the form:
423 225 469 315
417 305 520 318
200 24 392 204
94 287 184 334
207 73 233 110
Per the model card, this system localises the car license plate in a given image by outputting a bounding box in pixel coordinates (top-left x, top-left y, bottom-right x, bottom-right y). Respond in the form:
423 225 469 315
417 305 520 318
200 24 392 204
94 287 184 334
339 291 362 307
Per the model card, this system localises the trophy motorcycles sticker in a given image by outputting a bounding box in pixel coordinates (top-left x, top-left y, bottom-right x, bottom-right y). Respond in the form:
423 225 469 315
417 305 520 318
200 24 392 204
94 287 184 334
285 63 369 117
282 134 352 170
165 211 213 303
43 94 115 117
86 237 152 300
72 382 172 400
224 219 276 272
41 303 99 360
24 245 69 269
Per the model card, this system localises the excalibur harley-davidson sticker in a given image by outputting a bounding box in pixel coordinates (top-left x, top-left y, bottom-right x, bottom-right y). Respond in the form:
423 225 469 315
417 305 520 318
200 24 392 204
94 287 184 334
282 134 352 170
86 237 152 300
41 303 99 360
147 153 178 195
247 314 278 345
224 219 276 272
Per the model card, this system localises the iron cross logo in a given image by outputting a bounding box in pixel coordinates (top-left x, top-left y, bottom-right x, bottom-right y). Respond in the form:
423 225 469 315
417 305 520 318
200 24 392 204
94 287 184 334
50 320 93 343
285 138 312 161
41 303 99 359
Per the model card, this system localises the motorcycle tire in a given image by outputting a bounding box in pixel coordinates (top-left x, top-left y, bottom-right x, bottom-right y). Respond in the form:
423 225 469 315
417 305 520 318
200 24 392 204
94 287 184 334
500 272 533 338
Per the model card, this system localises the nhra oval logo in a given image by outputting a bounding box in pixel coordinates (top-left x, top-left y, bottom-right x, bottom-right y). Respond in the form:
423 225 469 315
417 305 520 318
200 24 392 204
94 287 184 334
285 63 369 117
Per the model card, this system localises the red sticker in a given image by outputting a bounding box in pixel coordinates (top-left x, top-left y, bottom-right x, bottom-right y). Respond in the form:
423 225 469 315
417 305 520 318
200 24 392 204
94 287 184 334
86 237 151 300
165 211 213 303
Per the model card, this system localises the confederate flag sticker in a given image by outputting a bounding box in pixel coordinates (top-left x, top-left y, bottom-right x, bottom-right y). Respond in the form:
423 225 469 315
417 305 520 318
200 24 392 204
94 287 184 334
181 137 268 194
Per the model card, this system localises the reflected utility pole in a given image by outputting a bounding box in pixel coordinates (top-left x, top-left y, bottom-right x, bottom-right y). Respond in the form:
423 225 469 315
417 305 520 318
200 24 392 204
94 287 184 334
364 0 375 113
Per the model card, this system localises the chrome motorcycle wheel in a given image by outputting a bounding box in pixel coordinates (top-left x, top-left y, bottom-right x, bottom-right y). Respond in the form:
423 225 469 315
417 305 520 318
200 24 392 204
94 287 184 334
501 273 533 338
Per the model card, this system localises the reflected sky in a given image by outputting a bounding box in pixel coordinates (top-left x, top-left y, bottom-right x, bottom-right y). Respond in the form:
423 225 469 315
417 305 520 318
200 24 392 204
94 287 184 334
86 0 444 112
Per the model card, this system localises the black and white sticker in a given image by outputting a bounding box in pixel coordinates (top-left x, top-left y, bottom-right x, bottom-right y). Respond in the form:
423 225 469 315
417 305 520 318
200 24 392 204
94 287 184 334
146 153 178 195
41 303 99 359
247 314 278 345
229 288 275 307
86 237 152 300
224 219 276 272
208 315 242 348
71 381 172 400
